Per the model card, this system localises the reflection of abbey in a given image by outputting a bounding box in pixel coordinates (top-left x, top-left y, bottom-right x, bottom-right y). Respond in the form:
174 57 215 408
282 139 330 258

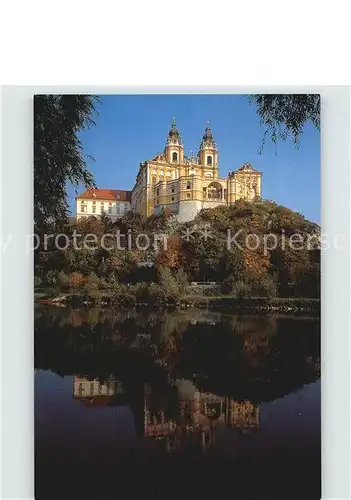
73 375 259 452
73 376 124 400
76 119 262 223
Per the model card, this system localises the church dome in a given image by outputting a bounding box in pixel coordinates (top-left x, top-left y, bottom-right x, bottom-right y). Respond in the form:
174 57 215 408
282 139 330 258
166 117 183 145
199 124 217 149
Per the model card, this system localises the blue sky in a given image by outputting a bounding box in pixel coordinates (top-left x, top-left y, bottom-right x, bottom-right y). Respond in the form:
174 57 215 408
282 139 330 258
69 94 320 223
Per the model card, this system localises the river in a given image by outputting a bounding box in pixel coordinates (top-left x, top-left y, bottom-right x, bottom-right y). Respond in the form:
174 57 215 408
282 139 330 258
35 307 320 499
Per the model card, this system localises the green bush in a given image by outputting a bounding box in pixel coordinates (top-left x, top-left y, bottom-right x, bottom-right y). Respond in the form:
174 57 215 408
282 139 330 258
232 280 252 299
84 272 101 294
134 282 151 303
57 271 70 290
46 269 58 286
258 275 278 298
148 282 168 305
34 276 42 287
45 286 60 298
173 268 190 295
157 266 189 303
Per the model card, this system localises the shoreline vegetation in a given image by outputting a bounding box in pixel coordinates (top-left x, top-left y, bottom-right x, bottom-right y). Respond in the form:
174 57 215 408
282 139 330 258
35 201 320 315
35 289 320 314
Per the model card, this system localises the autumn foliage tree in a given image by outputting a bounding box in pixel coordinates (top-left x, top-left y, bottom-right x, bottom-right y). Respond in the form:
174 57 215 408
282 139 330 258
70 272 86 293
155 235 183 270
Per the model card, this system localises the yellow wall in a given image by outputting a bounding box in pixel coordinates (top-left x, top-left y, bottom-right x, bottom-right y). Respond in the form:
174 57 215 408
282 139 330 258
131 157 261 218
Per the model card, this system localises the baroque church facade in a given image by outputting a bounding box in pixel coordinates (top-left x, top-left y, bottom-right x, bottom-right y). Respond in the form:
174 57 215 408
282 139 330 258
76 119 262 223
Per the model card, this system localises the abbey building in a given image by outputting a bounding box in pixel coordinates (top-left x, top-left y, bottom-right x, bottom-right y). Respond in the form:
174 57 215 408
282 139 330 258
76 119 262 223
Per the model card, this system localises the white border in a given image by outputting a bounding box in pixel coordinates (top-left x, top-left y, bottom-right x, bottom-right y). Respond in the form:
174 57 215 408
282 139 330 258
1 86 350 500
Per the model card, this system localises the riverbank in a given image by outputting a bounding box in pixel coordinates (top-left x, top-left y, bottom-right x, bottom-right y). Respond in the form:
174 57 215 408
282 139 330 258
35 291 320 314
189 296 320 313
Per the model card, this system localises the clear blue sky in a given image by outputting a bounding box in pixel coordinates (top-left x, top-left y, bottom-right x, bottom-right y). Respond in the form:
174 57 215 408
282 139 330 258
68 94 320 223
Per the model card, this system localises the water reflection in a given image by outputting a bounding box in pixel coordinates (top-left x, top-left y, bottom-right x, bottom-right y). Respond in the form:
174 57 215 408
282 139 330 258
144 380 260 453
35 307 320 499
73 376 125 406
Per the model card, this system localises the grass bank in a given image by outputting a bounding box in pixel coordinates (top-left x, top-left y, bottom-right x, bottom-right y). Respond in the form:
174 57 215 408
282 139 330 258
188 296 320 313
35 289 320 314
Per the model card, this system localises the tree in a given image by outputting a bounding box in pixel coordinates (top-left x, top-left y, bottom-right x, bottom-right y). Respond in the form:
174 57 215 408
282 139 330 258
34 95 100 227
155 235 183 270
70 272 86 293
249 94 320 150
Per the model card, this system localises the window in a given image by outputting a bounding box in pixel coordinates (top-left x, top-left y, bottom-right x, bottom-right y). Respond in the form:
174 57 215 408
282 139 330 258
187 182 191 189
116 204 120 215
171 186 175 193
207 183 221 199
207 155 212 166
100 203 104 213
90 382 94 396
152 176 157 184
172 196 175 202
108 202 112 214
187 193 191 199
80 202 86 212
92 201 96 213
172 151 178 163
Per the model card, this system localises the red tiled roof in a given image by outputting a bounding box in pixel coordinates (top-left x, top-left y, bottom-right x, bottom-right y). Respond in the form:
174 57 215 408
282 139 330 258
77 188 132 202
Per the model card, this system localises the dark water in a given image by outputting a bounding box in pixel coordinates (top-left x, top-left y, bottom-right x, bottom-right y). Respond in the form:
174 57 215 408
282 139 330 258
35 307 321 499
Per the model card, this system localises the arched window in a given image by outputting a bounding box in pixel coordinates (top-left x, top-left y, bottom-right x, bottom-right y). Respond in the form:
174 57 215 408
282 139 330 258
207 182 222 199
172 151 178 163
207 155 212 166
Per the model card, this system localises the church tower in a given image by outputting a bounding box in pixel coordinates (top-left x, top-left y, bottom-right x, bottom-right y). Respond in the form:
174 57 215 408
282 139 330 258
164 117 184 164
198 123 219 176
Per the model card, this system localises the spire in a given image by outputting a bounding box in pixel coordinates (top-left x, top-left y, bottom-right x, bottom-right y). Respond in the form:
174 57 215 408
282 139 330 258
166 117 183 146
199 122 217 150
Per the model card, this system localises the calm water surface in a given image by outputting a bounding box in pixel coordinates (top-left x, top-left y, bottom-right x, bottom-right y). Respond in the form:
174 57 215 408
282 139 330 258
35 307 320 499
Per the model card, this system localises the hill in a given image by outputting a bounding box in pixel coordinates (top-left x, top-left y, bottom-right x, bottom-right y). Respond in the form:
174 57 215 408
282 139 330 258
35 200 320 301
